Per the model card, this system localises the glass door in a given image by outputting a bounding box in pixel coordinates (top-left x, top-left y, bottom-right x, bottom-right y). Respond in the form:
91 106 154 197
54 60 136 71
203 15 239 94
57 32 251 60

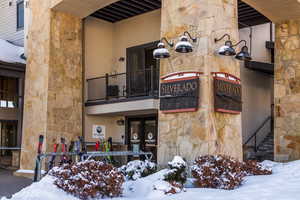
127 116 157 162
144 119 157 162
126 41 159 97
127 47 145 97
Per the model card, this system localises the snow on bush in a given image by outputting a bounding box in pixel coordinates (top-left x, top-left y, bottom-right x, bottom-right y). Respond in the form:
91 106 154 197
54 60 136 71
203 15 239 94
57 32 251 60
243 160 272 175
191 155 272 190
49 160 125 199
162 156 187 194
119 160 157 180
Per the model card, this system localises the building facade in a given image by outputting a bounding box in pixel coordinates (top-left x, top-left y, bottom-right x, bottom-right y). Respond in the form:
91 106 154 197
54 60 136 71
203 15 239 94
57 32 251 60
0 0 25 168
14 0 300 175
0 0 25 46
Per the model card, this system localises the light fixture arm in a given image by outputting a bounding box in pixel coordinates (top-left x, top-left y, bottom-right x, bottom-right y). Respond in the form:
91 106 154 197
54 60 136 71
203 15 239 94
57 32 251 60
183 31 197 43
214 34 231 43
232 40 247 47
161 37 174 47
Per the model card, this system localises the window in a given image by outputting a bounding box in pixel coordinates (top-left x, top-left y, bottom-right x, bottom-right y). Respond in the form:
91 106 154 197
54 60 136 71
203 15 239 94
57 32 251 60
17 1 24 30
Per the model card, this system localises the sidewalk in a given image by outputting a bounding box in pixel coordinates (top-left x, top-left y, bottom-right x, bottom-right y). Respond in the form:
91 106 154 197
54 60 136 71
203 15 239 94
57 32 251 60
0 168 32 199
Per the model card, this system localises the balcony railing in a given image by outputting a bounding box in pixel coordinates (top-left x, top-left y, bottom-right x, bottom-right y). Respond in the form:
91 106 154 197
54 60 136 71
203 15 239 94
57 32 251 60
0 91 20 108
86 66 159 102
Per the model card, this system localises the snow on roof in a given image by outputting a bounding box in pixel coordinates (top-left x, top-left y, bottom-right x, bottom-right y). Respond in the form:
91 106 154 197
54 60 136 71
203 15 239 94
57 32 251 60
0 39 26 65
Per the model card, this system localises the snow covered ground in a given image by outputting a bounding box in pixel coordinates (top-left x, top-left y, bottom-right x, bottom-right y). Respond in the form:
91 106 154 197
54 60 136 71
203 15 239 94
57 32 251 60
2 160 300 200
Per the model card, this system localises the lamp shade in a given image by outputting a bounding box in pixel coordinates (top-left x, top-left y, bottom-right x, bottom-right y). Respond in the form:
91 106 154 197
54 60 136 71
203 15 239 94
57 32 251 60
175 36 193 53
218 40 236 56
235 46 252 61
153 42 170 59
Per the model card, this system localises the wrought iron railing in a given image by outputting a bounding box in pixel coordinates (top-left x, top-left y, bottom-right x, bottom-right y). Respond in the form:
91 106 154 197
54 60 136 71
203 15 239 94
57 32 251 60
0 91 20 108
244 116 272 152
86 66 159 102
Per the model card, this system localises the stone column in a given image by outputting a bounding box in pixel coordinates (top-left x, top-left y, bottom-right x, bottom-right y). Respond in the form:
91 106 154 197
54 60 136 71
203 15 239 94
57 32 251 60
19 0 82 172
274 19 300 161
158 0 242 165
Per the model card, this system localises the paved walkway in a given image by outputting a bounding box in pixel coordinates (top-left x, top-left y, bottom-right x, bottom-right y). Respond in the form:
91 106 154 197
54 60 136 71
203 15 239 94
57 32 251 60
0 168 32 199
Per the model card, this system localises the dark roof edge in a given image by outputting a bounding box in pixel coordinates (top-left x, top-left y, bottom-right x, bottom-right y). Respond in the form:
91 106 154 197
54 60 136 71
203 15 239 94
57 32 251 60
0 61 26 72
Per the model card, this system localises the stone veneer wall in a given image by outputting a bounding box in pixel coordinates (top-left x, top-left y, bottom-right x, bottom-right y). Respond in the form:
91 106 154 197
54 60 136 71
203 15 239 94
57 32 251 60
20 0 82 171
158 0 242 165
274 19 300 161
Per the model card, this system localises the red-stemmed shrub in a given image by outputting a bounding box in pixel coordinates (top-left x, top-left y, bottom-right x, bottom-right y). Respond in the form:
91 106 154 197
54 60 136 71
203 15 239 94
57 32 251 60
49 161 124 200
191 155 272 190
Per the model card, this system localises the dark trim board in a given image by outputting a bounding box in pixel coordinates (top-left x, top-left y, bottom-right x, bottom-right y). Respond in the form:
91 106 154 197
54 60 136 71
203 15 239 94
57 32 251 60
244 60 274 75
0 61 25 71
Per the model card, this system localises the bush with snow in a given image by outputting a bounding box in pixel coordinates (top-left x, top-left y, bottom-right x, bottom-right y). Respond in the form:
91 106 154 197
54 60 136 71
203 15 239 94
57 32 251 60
243 160 272 176
119 160 157 180
162 156 187 194
191 155 272 190
49 160 124 199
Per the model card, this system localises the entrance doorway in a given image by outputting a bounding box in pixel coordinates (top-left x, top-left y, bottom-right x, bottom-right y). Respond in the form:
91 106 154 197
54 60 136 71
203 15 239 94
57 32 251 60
127 116 157 162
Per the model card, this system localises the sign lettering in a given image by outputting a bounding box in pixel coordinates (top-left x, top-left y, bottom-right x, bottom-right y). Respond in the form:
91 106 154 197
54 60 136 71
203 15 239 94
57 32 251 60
160 77 199 113
214 77 242 114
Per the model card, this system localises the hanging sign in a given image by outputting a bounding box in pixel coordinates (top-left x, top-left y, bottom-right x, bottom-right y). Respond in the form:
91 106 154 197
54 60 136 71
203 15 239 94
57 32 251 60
212 72 242 114
92 125 106 139
160 72 202 113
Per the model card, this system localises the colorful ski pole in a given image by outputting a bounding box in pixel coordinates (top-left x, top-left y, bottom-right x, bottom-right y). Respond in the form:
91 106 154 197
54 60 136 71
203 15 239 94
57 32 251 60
34 135 44 182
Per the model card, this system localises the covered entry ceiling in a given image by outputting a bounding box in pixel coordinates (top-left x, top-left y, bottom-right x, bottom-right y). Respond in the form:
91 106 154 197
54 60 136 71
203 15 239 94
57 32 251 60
91 0 270 27
91 0 161 23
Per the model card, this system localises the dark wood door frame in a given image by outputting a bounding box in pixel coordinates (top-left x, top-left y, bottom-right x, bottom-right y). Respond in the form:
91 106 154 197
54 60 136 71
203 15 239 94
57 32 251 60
126 41 160 97
125 115 158 161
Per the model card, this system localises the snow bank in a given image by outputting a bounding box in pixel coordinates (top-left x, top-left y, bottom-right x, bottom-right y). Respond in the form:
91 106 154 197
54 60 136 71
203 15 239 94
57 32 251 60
119 160 156 180
0 39 25 64
2 160 300 200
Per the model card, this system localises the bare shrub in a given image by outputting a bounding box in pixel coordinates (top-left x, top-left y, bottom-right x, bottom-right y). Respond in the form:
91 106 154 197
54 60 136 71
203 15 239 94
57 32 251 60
191 155 272 190
49 161 124 199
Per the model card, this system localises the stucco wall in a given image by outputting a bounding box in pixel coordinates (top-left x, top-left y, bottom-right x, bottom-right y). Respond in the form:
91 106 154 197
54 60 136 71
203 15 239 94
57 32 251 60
113 10 161 73
84 9 161 79
83 10 161 143
239 23 274 145
239 23 274 63
241 66 273 145
0 0 24 46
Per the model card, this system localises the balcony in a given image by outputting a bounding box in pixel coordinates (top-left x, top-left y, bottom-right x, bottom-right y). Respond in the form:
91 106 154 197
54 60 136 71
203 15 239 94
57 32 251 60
0 91 20 109
85 67 159 115
0 91 21 121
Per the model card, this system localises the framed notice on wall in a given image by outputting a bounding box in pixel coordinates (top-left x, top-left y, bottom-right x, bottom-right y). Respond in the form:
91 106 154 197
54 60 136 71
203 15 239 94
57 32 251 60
212 72 242 114
92 125 106 139
160 72 202 113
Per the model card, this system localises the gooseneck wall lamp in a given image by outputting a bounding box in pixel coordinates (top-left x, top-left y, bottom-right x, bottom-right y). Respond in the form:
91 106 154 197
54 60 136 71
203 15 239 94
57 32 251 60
153 31 198 59
214 34 236 56
175 31 198 53
153 37 174 59
234 40 252 61
215 34 252 61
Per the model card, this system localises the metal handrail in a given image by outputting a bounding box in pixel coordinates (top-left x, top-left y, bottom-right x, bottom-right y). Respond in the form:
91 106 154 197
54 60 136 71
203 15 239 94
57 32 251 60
86 67 159 102
86 72 126 82
0 91 21 108
244 116 272 152
86 68 157 82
